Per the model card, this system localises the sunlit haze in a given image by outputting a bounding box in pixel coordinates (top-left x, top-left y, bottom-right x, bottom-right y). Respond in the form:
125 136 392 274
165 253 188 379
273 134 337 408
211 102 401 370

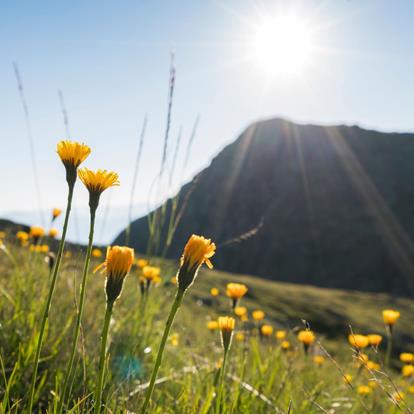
2 0 414 243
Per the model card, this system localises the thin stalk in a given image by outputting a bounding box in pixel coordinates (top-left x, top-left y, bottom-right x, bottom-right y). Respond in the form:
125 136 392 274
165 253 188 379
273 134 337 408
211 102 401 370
215 350 229 414
28 183 74 413
126 115 147 246
385 327 392 368
94 301 114 414
140 290 184 414
59 208 96 412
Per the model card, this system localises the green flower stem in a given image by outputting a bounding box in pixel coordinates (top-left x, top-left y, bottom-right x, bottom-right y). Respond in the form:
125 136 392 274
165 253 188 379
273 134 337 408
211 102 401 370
140 290 184 414
385 326 393 368
215 349 229 414
28 183 74 413
94 301 114 414
59 208 96 413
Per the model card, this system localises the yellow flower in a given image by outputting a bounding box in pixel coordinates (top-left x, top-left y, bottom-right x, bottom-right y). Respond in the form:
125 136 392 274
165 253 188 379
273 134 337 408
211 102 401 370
176 235 216 292
169 333 179 347
92 248 102 258
252 310 265 321
0 231 5 239
40 245 49 253
313 355 325 365
276 330 287 340
210 287 219 297
234 306 247 317
235 332 245 342
207 320 219 330
392 391 404 402
170 276 177 285
366 361 380 370
218 316 235 351
261 325 273 337
16 231 29 243
400 353 414 363
48 228 59 238
57 140 91 185
348 334 369 349
298 330 315 346
357 385 371 395
142 266 161 281
408 385 414 395
281 341 291 350
241 314 248 322
57 140 91 168
152 275 162 286
226 283 248 299
358 353 369 364
383 309 400 326
367 334 382 347
402 365 414 377
52 208 62 219
30 226 45 240
136 258 148 268
344 374 353 384
95 246 134 303
78 168 120 210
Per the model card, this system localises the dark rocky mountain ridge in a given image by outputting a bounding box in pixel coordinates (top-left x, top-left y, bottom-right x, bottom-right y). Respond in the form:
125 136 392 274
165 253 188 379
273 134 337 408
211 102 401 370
114 118 414 296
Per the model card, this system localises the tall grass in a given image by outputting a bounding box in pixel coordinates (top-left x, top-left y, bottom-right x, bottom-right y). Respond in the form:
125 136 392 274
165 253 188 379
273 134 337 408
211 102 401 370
0 237 413 413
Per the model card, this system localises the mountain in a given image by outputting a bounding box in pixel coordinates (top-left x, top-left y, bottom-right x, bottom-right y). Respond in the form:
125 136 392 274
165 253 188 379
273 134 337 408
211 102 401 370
114 118 414 296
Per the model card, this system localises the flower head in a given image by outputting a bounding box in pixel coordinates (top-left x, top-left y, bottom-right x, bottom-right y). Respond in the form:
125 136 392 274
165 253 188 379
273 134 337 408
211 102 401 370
367 334 382 347
207 320 219 330
281 341 291 351
313 355 325 365
142 266 161 281
218 316 235 352
226 283 248 300
252 310 265 321
136 258 148 268
298 330 315 346
344 374 353 384
276 330 287 340
210 287 219 297
392 391 405 403
357 385 371 396
57 140 91 185
30 226 45 244
366 361 380 370
402 365 414 377
78 168 120 211
95 246 134 303
176 235 216 292
52 208 62 219
348 334 369 350
234 306 247 318
92 248 102 258
383 309 400 326
400 353 414 363
48 228 59 238
235 332 245 342
261 324 273 337
16 231 29 245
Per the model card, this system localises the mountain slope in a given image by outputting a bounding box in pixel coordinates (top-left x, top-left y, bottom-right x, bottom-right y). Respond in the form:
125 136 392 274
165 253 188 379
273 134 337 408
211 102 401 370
115 118 414 296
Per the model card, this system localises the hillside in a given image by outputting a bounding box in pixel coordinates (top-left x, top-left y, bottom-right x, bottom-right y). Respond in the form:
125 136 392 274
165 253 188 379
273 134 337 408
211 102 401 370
115 118 414 296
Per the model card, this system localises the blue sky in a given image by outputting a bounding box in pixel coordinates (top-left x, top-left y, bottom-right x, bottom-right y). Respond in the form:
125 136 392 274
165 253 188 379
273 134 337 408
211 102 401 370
2 0 414 242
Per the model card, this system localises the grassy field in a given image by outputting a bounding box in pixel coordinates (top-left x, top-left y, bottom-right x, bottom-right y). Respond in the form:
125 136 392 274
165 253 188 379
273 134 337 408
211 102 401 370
1 237 414 413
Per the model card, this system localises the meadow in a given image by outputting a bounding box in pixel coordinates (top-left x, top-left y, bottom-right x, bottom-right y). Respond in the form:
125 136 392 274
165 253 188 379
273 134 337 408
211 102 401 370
1 140 414 414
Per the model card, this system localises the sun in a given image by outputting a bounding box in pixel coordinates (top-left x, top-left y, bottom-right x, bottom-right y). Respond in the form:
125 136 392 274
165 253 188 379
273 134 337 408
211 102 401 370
248 13 315 78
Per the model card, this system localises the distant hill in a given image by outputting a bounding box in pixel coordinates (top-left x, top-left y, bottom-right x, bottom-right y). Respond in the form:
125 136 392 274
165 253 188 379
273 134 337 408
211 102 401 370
114 118 414 296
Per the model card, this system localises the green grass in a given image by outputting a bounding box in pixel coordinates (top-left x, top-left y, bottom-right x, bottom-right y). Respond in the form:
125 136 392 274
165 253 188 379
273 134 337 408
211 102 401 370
1 240 414 413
